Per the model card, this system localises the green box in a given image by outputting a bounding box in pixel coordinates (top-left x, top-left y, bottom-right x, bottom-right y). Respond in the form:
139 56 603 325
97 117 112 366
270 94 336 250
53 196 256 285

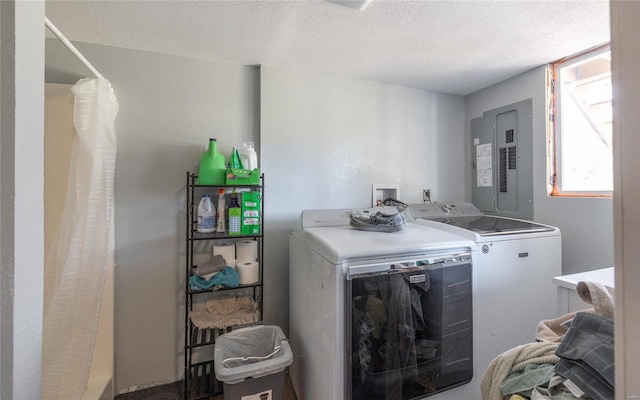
241 192 261 235
225 168 261 185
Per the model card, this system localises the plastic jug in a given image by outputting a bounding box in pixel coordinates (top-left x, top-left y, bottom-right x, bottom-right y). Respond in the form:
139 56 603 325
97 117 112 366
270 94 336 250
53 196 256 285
197 138 226 185
239 141 258 171
197 194 216 233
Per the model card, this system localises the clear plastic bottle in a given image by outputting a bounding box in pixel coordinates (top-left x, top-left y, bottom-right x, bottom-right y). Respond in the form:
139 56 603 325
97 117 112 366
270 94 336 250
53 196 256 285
197 194 216 233
216 188 226 233
239 141 258 171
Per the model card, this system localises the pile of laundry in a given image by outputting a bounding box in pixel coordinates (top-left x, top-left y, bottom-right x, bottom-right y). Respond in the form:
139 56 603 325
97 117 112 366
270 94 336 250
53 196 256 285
480 281 615 400
189 254 239 291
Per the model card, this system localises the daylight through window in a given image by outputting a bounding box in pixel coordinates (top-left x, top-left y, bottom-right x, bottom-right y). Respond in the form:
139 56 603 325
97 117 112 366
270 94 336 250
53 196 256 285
550 44 612 196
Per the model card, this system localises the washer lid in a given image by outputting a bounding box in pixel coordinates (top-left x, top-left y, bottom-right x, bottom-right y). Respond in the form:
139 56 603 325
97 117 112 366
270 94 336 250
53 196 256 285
428 215 555 236
291 223 474 264
408 202 483 219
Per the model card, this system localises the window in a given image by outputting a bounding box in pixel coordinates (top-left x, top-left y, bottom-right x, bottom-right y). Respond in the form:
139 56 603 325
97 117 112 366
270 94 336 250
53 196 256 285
550 44 612 197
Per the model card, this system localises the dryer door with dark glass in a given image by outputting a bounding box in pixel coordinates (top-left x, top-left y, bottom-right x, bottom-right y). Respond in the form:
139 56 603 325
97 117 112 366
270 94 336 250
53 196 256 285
347 256 473 400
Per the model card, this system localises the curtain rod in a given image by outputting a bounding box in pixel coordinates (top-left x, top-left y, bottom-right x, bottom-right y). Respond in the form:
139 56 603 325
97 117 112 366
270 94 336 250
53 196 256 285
45 16 104 80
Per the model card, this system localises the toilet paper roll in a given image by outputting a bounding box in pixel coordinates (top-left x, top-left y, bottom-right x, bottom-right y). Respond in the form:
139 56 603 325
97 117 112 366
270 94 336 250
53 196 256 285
237 261 259 285
236 239 258 261
212 242 235 265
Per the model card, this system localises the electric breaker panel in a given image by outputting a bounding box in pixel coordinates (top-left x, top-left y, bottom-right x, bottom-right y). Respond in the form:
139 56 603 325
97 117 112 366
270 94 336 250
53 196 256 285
496 109 519 212
470 99 533 220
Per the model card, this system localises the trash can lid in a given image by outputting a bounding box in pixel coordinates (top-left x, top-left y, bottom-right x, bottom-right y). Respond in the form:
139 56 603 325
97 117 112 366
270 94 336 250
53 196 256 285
214 325 293 384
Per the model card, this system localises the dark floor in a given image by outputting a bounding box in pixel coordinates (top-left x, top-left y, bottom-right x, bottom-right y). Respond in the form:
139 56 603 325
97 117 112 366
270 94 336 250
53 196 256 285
114 371 297 400
114 381 182 400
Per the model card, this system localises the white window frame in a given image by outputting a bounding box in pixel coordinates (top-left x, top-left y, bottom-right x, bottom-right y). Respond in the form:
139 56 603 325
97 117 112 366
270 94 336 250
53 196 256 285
549 44 613 198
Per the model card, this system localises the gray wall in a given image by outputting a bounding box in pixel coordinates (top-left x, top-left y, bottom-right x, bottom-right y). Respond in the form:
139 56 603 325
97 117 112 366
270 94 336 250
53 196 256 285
260 65 466 332
45 41 467 393
46 39 260 392
466 66 614 274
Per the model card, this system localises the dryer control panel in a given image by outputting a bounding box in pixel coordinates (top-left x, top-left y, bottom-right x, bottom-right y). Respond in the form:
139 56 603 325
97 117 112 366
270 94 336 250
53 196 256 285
408 202 483 219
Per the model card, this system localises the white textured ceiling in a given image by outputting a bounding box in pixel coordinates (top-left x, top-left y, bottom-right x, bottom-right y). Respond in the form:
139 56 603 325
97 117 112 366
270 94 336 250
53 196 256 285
45 0 610 96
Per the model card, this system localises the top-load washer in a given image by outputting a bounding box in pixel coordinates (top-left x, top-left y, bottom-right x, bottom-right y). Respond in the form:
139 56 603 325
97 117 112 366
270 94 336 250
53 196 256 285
409 202 562 396
289 208 477 400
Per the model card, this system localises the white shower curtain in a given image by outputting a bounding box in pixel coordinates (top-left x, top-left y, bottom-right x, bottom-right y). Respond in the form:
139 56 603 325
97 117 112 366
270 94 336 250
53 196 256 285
42 78 118 400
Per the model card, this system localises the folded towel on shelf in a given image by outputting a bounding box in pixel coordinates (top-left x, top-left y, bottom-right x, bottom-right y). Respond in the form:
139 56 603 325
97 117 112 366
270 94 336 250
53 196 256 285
189 266 239 291
575 281 614 319
189 295 259 329
206 295 256 315
196 254 227 277
198 271 218 281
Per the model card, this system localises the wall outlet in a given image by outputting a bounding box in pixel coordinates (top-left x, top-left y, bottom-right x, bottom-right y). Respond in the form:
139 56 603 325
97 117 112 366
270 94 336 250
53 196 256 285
423 189 431 203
